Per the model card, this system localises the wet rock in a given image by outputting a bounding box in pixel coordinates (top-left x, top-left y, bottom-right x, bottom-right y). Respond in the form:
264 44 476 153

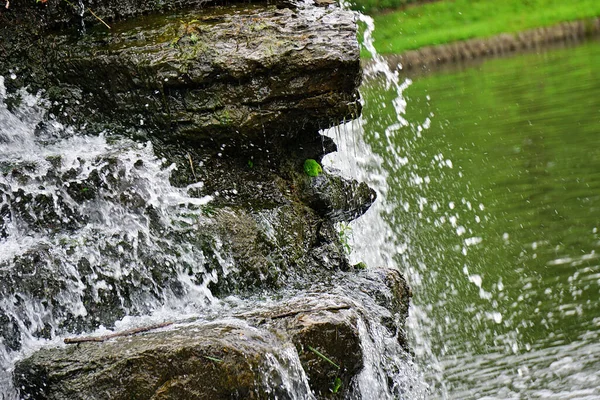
352 268 411 349
0 1 402 397
15 292 392 399
0 312 21 352
14 322 303 400
261 296 363 398
1 2 361 153
14 281 412 398
299 172 377 222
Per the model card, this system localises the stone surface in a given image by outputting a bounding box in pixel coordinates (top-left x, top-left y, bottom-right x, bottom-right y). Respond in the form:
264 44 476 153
14 269 411 399
0 141 376 349
263 296 363 398
0 2 361 151
15 322 299 400
299 172 377 222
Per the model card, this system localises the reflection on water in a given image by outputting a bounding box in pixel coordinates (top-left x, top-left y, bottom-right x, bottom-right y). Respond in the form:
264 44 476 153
348 39 600 398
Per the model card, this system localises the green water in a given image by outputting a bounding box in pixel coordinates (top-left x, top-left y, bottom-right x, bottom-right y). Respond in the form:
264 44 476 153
360 40 600 398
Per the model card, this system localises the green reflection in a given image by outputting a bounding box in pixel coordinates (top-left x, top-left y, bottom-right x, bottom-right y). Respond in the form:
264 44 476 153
361 40 600 396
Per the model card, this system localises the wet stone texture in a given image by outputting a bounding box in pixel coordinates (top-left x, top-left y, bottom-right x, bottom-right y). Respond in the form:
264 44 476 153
0 1 361 152
15 278 410 399
15 322 287 400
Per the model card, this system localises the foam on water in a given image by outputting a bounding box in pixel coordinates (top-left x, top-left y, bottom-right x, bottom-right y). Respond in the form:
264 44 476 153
0 78 224 397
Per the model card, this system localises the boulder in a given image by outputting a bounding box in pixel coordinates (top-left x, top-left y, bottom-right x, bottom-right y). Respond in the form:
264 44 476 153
13 285 402 399
299 172 377 222
0 1 361 152
14 321 308 400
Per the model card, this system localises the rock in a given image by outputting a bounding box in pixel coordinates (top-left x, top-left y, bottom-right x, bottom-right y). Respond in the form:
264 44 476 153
13 290 398 399
0 2 361 153
14 321 307 400
299 172 377 222
0 142 375 350
262 296 363 398
0 0 408 397
14 272 411 399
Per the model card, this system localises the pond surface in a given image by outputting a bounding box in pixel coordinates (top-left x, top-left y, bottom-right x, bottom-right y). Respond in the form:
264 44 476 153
337 39 600 398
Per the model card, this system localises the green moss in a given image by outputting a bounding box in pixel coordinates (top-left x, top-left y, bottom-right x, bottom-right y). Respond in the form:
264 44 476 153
303 159 322 177
353 262 368 270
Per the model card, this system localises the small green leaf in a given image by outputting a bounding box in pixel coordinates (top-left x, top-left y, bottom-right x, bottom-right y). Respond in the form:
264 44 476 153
331 377 342 394
303 159 322 177
203 355 223 363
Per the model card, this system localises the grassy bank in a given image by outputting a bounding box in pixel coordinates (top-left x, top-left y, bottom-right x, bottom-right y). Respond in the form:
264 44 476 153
365 0 600 55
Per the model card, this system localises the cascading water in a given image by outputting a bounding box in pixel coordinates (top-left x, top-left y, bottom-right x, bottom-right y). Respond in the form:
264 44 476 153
322 11 447 396
323 11 477 399
328 7 600 399
0 75 229 396
0 37 426 397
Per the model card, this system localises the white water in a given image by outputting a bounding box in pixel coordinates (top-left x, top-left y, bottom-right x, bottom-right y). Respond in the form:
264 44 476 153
0 76 227 396
0 56 426 398
326 10 600 400
323 12 458 399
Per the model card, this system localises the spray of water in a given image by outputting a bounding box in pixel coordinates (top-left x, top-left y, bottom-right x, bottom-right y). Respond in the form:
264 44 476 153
0 58 429 398
0 76 232 396
321 10 477 399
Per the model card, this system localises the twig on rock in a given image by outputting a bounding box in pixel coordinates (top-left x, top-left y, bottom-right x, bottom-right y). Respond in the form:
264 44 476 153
64 321 174 344
87 7 111 30
239 305 352 322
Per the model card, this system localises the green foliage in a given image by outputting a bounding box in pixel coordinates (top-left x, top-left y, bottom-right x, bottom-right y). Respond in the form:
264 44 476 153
338 222 352 255
307 345 340 369
366 0 600 55
353 261 367 270
331 377 342 394
303 159 322 177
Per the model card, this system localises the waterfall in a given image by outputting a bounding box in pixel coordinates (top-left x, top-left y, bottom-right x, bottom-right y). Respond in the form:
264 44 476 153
0 77 224 396
0 61 427 397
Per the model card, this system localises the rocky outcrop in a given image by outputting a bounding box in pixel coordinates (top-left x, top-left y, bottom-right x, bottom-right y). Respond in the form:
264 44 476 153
15 271 410 399
0 0 413 397
0 0 361 151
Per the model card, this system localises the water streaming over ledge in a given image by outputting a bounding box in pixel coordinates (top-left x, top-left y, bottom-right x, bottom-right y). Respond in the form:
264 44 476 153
327 16 600 398
0 12 430 394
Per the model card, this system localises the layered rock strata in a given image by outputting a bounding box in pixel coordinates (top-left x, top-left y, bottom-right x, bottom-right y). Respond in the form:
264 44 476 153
0 0 413 398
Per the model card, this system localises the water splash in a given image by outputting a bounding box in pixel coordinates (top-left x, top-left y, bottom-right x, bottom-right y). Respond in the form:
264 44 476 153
322 11 469 399
0 77 225 396
0 70 428 398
